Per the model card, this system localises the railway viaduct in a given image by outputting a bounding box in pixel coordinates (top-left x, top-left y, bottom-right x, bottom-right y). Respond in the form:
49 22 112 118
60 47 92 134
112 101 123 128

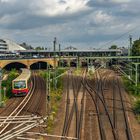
0 58 58 69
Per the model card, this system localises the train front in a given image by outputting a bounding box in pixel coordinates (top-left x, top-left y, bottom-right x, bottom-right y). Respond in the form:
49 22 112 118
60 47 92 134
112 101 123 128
12 80 28 96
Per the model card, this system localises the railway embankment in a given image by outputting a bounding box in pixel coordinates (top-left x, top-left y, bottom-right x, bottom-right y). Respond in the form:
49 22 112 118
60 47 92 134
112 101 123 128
39 68 66 133
122 76 140 122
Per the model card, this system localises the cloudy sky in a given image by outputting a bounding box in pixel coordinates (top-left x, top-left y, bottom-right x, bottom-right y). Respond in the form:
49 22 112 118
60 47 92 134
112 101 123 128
0 0 140 49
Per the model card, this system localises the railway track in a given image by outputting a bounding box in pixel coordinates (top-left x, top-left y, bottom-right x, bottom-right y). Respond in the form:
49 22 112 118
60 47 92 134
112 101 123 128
0 71 47 140
116 77 133 140
84 69 133 140
62 69 86 140
21 72 46 116
0 97 23 116
0 68 133 140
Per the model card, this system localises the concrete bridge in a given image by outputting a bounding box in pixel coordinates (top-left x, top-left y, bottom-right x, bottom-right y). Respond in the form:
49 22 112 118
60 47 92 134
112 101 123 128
1 55 140 69
0 58 58 69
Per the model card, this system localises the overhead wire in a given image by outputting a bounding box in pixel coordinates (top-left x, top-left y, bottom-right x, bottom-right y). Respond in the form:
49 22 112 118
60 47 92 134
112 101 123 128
98 24 140 49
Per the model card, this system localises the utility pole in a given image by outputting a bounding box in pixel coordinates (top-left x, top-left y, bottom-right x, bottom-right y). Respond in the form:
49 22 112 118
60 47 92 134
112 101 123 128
135 64 138 87
53 37 57 90
0 68 2 107
47 64 50 115
46 64 48 115
129 35 133 78
59 44 61 52
53 37 56 53
59 44 61 67
77 56 79 70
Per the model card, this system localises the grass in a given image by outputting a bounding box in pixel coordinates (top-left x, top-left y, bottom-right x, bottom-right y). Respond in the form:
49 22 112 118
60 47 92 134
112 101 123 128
74 68 82 75
122 76 140 96
39 68 66 133
122 76 140 122
46 83 63 133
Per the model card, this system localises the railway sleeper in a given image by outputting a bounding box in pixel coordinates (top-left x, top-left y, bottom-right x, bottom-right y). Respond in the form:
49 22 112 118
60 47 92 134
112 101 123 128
67 99 70 104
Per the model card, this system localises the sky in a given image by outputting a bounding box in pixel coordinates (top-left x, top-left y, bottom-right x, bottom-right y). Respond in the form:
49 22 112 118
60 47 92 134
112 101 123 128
0 0 140 50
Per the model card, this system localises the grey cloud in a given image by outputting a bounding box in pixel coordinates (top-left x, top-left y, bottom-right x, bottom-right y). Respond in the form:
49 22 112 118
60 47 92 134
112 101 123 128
0 0 91 30
0 0 140 49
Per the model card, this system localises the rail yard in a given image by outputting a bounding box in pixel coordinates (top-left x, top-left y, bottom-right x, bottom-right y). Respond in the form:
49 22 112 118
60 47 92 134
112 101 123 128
1 0 140 139
0 67 140 140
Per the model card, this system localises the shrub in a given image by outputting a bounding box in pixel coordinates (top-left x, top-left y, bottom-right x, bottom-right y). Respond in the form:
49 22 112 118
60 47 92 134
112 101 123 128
2 69 19 98
134 100 140 114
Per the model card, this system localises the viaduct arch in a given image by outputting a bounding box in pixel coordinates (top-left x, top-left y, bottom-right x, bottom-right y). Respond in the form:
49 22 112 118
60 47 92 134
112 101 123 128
0 58 58 69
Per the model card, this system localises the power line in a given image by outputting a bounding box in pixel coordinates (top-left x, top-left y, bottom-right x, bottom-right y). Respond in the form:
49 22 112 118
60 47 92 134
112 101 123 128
98 25 140 49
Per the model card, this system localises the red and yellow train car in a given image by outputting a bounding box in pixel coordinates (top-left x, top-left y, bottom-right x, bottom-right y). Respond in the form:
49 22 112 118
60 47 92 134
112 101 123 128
12 69 31 96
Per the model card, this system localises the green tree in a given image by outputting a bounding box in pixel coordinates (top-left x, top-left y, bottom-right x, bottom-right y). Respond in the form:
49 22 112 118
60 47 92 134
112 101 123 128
20 42 33 50
2 69 19 98
35 46 44 50
109 45 118 49
132 39 140 56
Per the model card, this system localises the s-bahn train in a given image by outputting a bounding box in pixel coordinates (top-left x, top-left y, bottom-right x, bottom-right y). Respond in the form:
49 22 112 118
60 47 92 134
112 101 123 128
12 69 31 96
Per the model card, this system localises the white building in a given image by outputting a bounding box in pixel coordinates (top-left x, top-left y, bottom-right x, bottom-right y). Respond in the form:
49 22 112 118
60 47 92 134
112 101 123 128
0 39 26 53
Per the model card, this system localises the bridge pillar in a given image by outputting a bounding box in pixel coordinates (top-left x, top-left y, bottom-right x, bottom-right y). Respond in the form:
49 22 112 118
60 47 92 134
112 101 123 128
27 65 30 69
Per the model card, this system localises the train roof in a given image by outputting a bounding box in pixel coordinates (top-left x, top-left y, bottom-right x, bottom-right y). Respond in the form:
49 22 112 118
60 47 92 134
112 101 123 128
13 69 31 82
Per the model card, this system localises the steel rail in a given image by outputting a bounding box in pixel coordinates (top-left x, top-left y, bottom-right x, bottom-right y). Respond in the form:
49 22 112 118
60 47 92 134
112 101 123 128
85 78 118 140
83 80 106 140
61 69 86 140
117 78 133 140
61 70 70 139
97 70 120 139
23 74 46 116
77 69 87 139
0 75 36 135
0 115 39 138
0 117 47 140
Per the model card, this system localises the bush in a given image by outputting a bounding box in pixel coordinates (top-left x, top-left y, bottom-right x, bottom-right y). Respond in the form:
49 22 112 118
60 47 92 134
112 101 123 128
122 76 140 95
2 69 19 98
39 69 65 133
134 100 140 114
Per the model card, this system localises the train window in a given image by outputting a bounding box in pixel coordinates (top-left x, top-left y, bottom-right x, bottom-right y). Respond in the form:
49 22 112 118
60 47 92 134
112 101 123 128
14 81 26 89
